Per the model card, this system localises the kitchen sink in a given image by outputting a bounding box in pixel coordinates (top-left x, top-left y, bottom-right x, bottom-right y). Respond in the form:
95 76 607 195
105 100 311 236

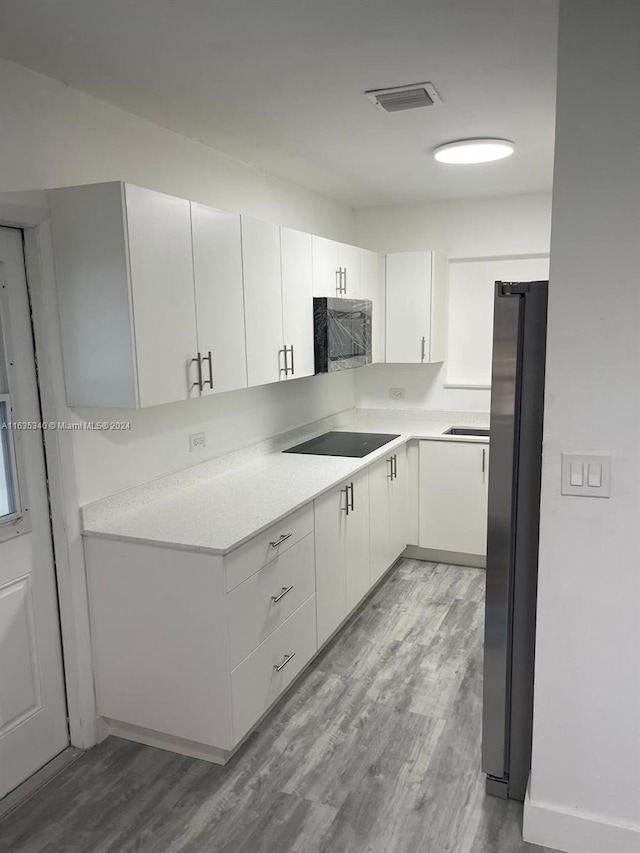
444 427 490 437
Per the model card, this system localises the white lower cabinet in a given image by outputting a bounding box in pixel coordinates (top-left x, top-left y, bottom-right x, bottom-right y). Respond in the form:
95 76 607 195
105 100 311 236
314 468 371 646
419 439 489 556
85 504 317 765
369 444 408 585
231 595 317 743
85 445 419 765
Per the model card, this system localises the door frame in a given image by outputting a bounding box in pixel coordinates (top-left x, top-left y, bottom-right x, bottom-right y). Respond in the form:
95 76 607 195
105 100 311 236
0 194 97 751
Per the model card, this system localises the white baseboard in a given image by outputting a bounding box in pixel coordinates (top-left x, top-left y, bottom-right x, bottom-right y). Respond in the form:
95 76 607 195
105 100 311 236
524 794 640 853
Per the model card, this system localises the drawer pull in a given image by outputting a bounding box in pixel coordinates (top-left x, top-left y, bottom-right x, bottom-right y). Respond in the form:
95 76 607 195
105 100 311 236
271 585 294 603
274 652 295 672
270 532 292 548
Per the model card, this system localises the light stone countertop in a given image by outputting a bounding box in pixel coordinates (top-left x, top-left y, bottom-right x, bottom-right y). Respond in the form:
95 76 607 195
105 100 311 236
81 408 490 556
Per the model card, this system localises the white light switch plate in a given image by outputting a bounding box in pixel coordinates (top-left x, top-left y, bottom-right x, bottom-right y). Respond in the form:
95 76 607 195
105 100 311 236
561 453 611 498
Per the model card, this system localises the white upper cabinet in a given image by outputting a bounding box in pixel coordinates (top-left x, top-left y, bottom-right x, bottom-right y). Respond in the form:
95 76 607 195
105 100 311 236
191 203 247 395
385 251 448 365
241 217 285 387
50 182 198 408
359 248 384 363
312 236 361 298
280 227 315 380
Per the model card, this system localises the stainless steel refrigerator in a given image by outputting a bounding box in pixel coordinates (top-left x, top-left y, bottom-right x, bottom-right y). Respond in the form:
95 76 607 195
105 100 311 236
482 280 548 802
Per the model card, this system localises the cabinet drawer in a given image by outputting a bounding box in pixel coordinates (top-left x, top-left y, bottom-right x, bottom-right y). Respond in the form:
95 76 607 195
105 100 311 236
228 532 315 668
231 595 317 743
225 503 314 592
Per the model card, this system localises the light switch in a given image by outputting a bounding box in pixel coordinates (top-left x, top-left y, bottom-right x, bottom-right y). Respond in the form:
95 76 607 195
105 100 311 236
570 463 584 487
562 453 611 498
587 464 602 488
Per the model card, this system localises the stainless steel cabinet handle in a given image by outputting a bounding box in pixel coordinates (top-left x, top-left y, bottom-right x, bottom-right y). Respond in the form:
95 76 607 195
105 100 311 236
336 268 341 295
421 336 426 362
289 344 295 376
348 481 354 511
203 351 213 390
392 454 397 479
482 448 486 474
271 585 294 603
279 347 287 376
387 458 394 479
343 267 347 294
274 652 295 672
191 352 203 390
341 486 349 515
269 532 292 548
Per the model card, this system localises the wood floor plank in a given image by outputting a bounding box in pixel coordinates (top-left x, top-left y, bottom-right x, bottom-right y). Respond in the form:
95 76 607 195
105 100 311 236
0 561 558 853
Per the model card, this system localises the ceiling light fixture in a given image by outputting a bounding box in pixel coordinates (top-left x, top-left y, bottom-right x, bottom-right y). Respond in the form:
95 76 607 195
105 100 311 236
433 138 515 164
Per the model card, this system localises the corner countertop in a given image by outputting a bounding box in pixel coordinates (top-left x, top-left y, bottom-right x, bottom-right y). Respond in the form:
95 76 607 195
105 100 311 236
81 409 490 556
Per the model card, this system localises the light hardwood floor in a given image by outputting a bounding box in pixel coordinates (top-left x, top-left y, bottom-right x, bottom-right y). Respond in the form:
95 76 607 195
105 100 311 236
0 561 555 853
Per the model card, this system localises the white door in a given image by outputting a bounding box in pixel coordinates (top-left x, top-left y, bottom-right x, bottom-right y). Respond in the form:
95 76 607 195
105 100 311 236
241 217 284 387
419 440 489 556
125 184 198 408
280 227 314 380
0 228 68 800
191 203 248 395
386 251 433 364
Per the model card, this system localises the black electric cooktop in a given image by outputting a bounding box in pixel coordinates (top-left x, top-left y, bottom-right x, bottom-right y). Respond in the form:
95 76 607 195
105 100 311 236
284 431 401 458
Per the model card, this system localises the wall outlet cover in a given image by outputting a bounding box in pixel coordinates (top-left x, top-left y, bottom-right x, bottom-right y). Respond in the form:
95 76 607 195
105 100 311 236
189 432 206 452
389 387 406 399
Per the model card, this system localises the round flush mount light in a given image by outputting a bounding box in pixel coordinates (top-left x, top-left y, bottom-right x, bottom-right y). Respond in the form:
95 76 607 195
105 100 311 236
433 138 515 164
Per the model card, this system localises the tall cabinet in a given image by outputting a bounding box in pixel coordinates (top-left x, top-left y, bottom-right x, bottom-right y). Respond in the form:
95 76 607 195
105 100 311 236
385 251 448 365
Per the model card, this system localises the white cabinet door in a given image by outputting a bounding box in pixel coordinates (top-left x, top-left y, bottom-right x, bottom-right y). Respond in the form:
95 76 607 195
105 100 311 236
314 483 347 646
191 203 247 395
241 217 285 387
419 440 489 556
390 444 408 562
385 251 432 364
344 468 370 611
369 444 408 586
125 184 198 408
311 235 340 297
337 242 361 299
369 453 394 586
359 248 384 363
280 227 315 380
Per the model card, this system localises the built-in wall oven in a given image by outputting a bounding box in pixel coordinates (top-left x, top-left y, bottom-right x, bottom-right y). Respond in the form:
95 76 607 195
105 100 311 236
313 297 372 373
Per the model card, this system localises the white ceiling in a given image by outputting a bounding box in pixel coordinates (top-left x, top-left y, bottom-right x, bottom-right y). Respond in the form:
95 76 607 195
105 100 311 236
0 0 559 207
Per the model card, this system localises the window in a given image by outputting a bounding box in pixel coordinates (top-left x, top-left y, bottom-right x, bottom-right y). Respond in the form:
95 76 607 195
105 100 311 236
0 301 20 522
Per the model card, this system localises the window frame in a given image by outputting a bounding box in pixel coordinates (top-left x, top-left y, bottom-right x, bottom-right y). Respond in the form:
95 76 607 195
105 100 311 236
0 263 30 540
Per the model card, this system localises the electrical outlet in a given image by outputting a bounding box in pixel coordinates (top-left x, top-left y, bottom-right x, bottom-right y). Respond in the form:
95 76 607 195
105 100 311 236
189 432 206 452
389 387 406 400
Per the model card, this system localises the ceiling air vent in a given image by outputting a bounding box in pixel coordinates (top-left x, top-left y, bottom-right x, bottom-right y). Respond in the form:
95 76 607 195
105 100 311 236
365 82 443 113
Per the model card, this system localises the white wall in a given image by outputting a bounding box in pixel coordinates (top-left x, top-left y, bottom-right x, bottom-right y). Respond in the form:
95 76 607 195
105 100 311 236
524 2 640 852
0 59 357 503
353 193 552 412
